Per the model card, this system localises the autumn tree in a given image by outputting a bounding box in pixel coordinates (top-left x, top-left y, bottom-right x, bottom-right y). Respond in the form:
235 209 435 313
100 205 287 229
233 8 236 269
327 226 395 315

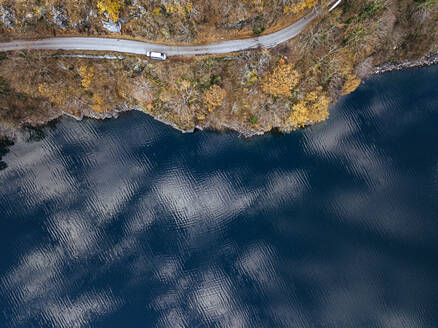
79 66 94 89
289 87 331 128
163 0 194 17
342 74 361 95
203 85 226 111
284 0 318 14
97 0 124 21
261 59 300 98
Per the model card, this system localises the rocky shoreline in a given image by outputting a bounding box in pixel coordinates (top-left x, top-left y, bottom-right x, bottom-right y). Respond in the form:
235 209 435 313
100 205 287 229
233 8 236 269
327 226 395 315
374 51 438 75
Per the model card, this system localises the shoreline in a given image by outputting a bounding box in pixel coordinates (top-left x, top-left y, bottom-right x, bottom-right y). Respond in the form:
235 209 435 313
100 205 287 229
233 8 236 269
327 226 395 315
373 51 438 75
118 54 438 138
1 54 437 142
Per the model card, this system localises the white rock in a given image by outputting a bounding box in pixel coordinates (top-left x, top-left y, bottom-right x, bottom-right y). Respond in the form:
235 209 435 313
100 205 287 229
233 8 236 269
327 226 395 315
102 19 121 33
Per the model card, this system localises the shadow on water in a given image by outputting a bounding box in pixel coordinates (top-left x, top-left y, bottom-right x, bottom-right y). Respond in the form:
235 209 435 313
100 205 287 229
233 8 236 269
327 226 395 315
0 137 13 171
0 124 50 170
21 124 49 142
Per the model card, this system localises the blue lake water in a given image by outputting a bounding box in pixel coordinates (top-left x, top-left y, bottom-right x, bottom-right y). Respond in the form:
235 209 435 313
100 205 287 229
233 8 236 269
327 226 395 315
0 65 438 328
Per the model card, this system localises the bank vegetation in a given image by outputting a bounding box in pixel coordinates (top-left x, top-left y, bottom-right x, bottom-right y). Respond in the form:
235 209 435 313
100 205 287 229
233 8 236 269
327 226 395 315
0 0 437 137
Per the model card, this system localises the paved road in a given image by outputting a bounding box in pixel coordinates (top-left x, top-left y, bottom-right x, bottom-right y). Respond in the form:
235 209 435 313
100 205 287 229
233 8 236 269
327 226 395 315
0 2 341 57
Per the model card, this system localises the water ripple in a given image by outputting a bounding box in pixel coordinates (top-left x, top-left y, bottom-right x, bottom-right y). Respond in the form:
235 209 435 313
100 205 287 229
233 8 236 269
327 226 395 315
1 65 438 327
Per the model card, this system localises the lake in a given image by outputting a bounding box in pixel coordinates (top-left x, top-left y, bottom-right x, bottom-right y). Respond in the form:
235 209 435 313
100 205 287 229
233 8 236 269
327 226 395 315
0 65 437 328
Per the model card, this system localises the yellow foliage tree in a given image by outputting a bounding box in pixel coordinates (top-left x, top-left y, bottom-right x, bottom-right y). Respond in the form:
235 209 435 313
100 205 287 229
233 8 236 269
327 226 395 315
164 0 193 17
152 7 162 16
91 94 107 112
289 87 331 128
284 0 318 14
79 66 94 89
203 85 226 112
342 74 361 95
97 0 124 21
261 59 300 98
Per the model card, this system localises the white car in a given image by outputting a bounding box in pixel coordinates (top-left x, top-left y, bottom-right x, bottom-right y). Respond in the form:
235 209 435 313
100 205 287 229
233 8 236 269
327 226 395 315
146 51 167 60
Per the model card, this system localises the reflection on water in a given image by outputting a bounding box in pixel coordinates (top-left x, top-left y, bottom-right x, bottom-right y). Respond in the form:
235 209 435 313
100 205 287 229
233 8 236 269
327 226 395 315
0 65 438 327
